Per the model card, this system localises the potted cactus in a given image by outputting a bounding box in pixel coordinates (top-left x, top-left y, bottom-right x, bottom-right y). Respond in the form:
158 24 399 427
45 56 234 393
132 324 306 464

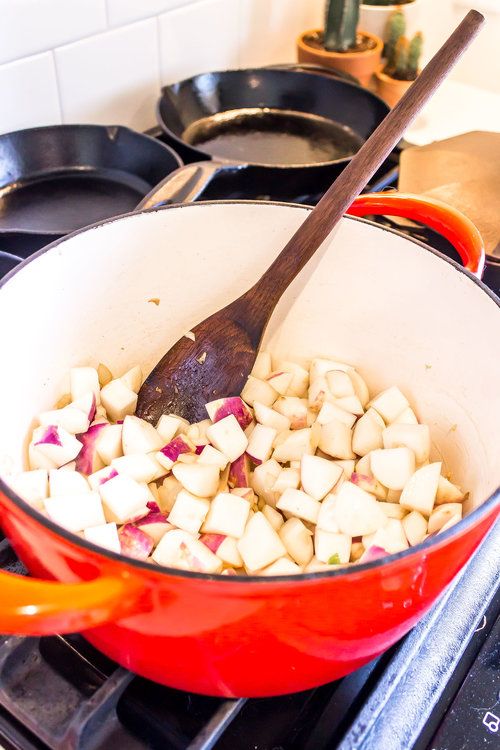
375 11 423 106
296 1 383 87
360 1 422 43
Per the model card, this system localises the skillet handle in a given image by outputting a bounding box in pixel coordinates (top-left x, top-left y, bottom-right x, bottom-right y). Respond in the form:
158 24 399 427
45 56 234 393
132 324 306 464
0 566 142 635
348 193 485 278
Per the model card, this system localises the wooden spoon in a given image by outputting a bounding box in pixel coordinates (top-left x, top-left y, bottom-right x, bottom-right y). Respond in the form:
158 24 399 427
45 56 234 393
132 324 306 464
137 10 484 424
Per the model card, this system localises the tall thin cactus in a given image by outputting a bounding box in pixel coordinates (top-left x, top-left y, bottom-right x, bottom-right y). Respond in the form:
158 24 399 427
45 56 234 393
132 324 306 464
324 0 360 52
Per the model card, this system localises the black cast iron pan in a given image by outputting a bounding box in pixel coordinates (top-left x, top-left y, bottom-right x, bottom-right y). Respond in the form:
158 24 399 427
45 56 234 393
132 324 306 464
154 66 389 202
0 125 182 256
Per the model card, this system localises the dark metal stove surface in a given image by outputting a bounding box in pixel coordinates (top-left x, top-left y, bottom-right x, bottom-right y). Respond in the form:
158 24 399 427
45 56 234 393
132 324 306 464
0 130 499 750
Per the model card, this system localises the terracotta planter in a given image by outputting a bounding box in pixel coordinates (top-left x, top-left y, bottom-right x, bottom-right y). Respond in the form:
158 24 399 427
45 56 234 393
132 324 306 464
375 67 417 107
297 29 383 88
360 1 422 45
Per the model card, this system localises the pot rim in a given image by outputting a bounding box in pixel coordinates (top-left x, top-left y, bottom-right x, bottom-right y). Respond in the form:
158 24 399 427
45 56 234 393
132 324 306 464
1 199 499 584
375 67 419 84
297 29 384 60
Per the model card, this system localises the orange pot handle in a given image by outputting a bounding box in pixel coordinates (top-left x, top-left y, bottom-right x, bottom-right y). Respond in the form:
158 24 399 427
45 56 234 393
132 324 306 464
347 193 485 278
0 566 142 636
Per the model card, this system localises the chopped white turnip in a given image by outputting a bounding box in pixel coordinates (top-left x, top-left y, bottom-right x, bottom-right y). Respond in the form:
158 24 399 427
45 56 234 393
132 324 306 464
202 535 243 567
266 371 293 396
262 504 284 531
95 423 123 465
49 468 90 496
28 442 58 471
112 453 164 483
253 401 290 432
435 476 464 505
314 529 351 564
272 428 313 462
352 410 384 456
310 358 351 381
363 518 408 554
399 462 442 516
70 366 100 404
202 492 250 538
156 414 184 444
258 558 302 575
333 459 355 479
279 517 313 566
205 396 253 429
158 475 182 512
276 488 320 524
206 414 248 462
316 494 340 533
317 401 356 428
237 511 287 572
271 468 301 502
118 523 154 559
153 529 223 573
428 503 463 534
318 419 355 460
172 462 219 497
197 444 229 471
74 422 108 475
168 489 210 534
38 403 90 435
241 376 277 407
333 482 386 536
326 370 354 398
6 469 48 509
370 386 409 424
402 510 427 545
392 407 418 425
276 360 309 397
246 423 276 464
370 447 415 490
251 351 272 380
87 466 119 490
122 415 164 455
273 397 308 429
100 379 138 422
348 370 370 407
301 454 342 500
380 502 407 520
333 395 364 416
308 376 330 411
120 365 142 393
83 522 121 553
99 474 150 523
32 425 83 469
382 423 430 465
228 454 251 488
45 491 105 532
350 472 387 500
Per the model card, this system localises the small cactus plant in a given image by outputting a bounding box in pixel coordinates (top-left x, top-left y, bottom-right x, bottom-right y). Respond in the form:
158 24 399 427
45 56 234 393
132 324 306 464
383 11 422 80
324 0 360 52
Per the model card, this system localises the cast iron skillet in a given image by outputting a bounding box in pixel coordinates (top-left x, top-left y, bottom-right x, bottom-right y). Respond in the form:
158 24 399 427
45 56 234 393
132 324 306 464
0 125 182 256
155 66 390 202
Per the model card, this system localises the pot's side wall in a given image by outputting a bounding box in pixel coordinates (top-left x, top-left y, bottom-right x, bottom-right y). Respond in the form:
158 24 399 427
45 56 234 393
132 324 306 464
0 484 497 697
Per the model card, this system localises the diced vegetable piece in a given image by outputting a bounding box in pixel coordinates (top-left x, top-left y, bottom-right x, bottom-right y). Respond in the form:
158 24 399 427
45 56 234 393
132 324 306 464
271 468 301 502
438 514 462 533
314 529 351 564
99 474 150 523
386 488 401 502
119 523 154 559
38 403 90 435
399 462 442 516
350 541 365 562
266 371 293 396
122 415 164 455
237 511 286 572
205 396 253 429
199 533 225 553
246 423 276 464
382 424 430 465
156 434 194 470
370 447 415 490
262 504 284 531
272 428 313 462
197 444 229 471
352 410 384 456
216 537 243 567
326 370 354 398
348 370 370 407
402 510 427 545
172 462 219 497
301 454 342 500
308 376 330 411
370 386 409 424
156 414 183 444
75 422 107 475
6 469 48 509
202 492 250 538
333 395 364 416
251 351 272 380
363 518 408 554
360 545 388 563
251 459 281 505
316 493 340 533
435 475 465 504
279 517 313 566
276 488 320 524
310 358 351 381
206 414 248 462
97 363 113 387
258 558 302 576
228 454 251 488
428 503 463 534
112 453 164 483
168 489 210 534
276 360 309 397
333 459 355 479
333 482 386 536
153 529 223 573
100 379 137 422
87 466 118 489
33 425 83 468
49 468 90 496
95 423 123 464
120 365 142 393
318 419 355 460
350 472 387 500
273 397 308 429
45 491 105 532
317 401 356 427
158 475 182 512
253 401 290 432
70 367 100 404
380 502 407 520
241 376 277 407
304 556 332 573
355 453 371 475
392 407 418 425
83 522 120 553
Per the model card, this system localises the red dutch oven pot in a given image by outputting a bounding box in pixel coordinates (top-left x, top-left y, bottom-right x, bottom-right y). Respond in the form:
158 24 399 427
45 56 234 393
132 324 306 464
0 193 498 698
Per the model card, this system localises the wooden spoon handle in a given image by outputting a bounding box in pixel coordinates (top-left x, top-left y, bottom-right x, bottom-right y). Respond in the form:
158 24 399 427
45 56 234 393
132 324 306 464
242 9 485 322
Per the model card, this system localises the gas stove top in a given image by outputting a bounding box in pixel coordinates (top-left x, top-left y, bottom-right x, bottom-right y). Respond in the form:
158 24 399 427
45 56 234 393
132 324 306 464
0 129 498 750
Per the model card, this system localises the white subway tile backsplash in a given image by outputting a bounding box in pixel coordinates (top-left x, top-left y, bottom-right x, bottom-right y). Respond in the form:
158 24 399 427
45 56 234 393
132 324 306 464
0 52 61 134
54 19 160 132
158 0 240 84
107 0 194 28
0 0 107 65
239 0 324 68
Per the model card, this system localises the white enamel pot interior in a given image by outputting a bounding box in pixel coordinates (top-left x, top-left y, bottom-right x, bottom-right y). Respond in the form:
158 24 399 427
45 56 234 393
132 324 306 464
0 202 499 526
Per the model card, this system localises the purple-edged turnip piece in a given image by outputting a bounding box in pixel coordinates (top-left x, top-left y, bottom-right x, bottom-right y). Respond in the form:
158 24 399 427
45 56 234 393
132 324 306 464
314 528 351 564
262 503 284 531
49 468 90 496
119 523 154 560
272 428 313 463
83 521 120 553
137 509 173 545
246 423 276 464
250 351 272 380
301 454 342 501
6 469 48 509
200 534 243 567
45 491 105 532
206 414 248 463
70 367 100 405
350 472 387 500
258 558 302 575
152 529 222 573
156 414 183 444
369 386 409 424
382 423 430 465
253 401 290 432
172 462 219 497
402 510 427 545
360 545 387 563
33 424 83 468
333 482 386 536
276 488 320 525
122 415 164 455
200 532 225 553
265 371 293 397
99 474 150 524
95 423 123 465
318 419 355 460
275 360 309 397
97 363 113 387
399 461 442 515
241 376 277 407
100 378 137 422
202 492 250 539
120 365 142 394
112 453 165 483
72 393 97 423
75 422 107 475
228 454 251 488
205 396 253 430
435 475 465 505
158 475 182 513
273 396 308 429
237 512 286 572
279 517 313 566
168 489 210 534
198 444 229 471
251 458 281 506
156 434 195 471
87 466 119 490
